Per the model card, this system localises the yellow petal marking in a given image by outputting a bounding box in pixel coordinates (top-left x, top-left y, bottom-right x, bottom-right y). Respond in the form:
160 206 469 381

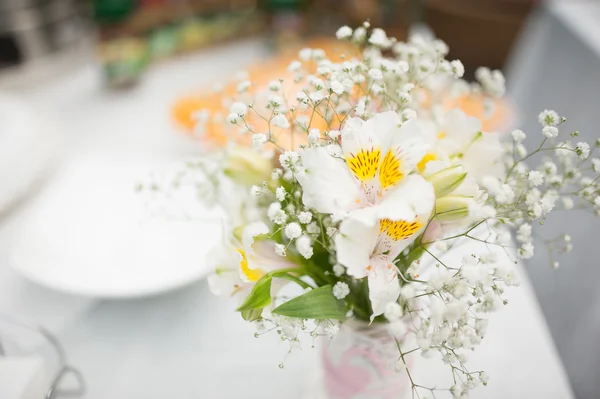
237 248 264 282
378 150 404 189
379 219 422 241
437 131 447 139
417 152 437 172
346 148 381 182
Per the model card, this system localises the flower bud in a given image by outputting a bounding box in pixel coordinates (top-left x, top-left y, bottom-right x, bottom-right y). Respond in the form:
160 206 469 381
435 195 472 222
223 146 272 186
426 165 467 198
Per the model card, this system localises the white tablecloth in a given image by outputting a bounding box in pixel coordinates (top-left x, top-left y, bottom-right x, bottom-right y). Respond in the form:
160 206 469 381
0 39 574 398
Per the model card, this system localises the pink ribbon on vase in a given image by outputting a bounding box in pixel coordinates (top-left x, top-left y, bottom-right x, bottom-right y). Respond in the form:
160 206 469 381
322 344 409 399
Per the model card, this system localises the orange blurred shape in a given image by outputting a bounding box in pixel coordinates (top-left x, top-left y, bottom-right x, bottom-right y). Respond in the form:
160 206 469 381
449 93 512 133
172 38 357 149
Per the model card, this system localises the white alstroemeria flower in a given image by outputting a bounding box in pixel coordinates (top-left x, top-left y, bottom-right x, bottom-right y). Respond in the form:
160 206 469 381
208 222 297 299
297 111 435 318
417 109 504 182
298 111 434 220
335 214 430 319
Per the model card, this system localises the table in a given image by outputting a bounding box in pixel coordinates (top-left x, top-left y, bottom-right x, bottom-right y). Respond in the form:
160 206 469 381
0 38 574 398
506 2 600 398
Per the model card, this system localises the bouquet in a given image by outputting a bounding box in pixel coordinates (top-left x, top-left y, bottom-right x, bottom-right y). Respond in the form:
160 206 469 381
170 23 598 398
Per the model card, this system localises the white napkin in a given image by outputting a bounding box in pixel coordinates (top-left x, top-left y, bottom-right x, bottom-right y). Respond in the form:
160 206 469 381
0 356 51 399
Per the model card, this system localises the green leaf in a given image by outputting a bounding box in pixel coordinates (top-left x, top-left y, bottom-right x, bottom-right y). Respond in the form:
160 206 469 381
272 285 346 320
236 276 272 312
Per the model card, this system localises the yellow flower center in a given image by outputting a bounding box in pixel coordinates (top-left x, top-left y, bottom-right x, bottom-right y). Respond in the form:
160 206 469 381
237 249 264 282
379 219 422 241
437 131 447 139
346 148 381 182
417 152 437 172
379 151 404 189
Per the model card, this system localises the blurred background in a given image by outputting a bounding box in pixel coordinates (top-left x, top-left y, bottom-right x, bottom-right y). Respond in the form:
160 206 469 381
1 0 598 398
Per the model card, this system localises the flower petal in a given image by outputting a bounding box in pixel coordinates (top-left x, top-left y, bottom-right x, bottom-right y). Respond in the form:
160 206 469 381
335 215 379 278
297 146 361 214
375 174 435 222
242 221 269 250
380 120 428 180
368 261 401 320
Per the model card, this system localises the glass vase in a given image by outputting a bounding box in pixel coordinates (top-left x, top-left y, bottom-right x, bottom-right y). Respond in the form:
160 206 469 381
318 320 410 399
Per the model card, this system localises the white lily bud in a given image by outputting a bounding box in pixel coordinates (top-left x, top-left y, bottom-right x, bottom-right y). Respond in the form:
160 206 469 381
426 165 467 198
435 195 472 222
223 146 272 186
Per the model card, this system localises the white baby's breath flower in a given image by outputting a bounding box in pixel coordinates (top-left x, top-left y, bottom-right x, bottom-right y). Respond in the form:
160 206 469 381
353 26 367 42
333 264 345 277
295 235 313 259
268 202 287 225
528 202 543 219
285 222 302 239
450 60 465 78
336 25 353 39
368 28 392 48
230 102 247 116
312 49 326 61
511 129 526 142
252 133 267 147
326 226 337 237
542 126 559 138
288 60 302 72
251 185 262 196
397 91 411 103
306 222 319 234
518 242 534 259
528 170 544 187
355 99 366 116
479 372 490 385
279 151 300 170
309 90 327 103
268 95 283 108
538 109 560 127
271 210 287 225
226 113 239 124
298 211 312 224
517 223 532 243
271 168 282 180
276 186 286 201
328 130 340 140
383 302 403 321
562 197 574 210
368 68 383 80
268 202 281 217
271 114 290 129
268 80 281 91
330 80 344 95
310 77 324 90
332 282 350 299
308 128 320 145
237 80 251 93
576 142 590 159
299 48 312 62
275 244 287 257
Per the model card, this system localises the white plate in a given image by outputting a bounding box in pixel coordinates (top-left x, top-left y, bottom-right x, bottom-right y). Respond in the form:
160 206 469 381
7 156 223 298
